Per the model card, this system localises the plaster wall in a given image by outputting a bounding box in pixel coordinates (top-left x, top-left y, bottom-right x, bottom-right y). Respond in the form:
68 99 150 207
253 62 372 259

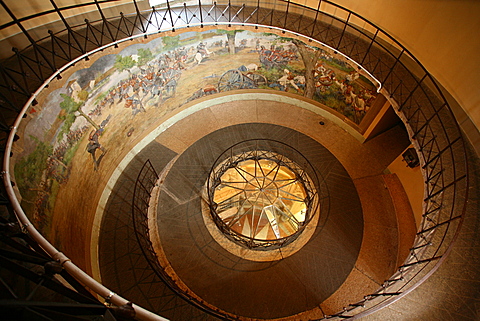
387 148 424 226
2 0 478 147
0 0 140 26
300 0 480 151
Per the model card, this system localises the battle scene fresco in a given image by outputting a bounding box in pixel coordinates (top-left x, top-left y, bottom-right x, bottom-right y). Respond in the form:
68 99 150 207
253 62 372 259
13 28 379 238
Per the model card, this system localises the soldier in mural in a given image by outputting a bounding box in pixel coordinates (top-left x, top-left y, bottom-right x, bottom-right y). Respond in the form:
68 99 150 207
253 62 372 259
194 42 213 64
87 129 105 171
270 69 302 93
86 116 110 171
15 28 380 235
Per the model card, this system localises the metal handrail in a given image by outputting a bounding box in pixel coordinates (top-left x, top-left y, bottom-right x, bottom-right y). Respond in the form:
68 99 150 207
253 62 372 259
0 0 470 320
0 0 120 31
132 160 240 320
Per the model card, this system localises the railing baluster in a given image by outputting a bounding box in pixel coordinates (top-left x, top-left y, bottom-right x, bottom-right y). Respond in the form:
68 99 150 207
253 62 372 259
309 0 322 39
198 0 204 27
0 2 56 72
336 12 351 49
49 0 85 54
0 2 471 320
166 0 175 31
133 0 147 34
94 0 116 42
360 29 378 65
283 0 290 30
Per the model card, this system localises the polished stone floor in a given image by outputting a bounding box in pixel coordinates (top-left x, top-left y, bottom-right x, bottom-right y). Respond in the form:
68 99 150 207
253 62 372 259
98 96 415 320
156 123 362 318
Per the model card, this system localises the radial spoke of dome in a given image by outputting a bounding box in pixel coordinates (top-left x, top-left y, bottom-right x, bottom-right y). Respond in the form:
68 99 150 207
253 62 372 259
219 181 247 191
261 162 282 189
278 185 305 201
278 186 303 201
233 168 254 190
261 159 278 173
260 190 277 206
276 178 301 192
253 158 264 189
278 180 304 196
235 165 256 182
258 160 269 180
262 178 275 190
278 180 301 197
276 198 300 225
263 188 278 198
216 188 246 205
278 196 305 204
262 178 276 190
244 184 259 192
271 161 282 178
263 186 278 194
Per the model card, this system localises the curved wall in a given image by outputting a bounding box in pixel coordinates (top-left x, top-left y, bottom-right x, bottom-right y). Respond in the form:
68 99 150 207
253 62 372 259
11 26 381 267
96 93 412 319
0 1 476 318
3 0 478 149
300 0 480 152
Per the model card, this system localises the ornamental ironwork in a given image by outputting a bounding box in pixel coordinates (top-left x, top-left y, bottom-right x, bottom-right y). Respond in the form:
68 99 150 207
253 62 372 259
207 140 319 250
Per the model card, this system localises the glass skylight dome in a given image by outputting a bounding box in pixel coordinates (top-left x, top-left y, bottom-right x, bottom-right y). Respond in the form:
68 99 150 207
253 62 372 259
207 141 319 249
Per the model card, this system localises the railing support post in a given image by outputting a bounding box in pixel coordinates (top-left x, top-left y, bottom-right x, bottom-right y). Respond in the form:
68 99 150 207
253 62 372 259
94 0 116 42
49 0 85 54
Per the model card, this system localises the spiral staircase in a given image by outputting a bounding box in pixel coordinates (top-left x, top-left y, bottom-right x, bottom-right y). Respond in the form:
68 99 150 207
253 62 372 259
0 0 479 320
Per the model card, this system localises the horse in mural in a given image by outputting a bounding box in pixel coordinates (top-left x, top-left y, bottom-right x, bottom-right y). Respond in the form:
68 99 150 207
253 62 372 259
194 42 214 65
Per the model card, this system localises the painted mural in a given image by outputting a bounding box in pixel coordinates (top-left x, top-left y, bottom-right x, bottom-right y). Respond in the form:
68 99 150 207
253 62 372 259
14 28 378 236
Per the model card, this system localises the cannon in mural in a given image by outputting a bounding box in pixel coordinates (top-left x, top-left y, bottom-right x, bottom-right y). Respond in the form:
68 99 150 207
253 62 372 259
187 84 218 102
217 69 267 92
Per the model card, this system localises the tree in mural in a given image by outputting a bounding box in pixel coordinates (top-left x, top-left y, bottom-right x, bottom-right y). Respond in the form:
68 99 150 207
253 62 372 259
137 48 153 66
260 34 326 99
114 55 136 71
217 30 240 54
290 39 322 99
59 94 99 133
15 136 52 194
162 35 180 51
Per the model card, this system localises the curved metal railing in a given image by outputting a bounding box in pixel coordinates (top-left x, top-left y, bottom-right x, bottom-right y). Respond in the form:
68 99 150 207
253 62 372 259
206 139 320 250
132 159 241 320
0 0 470 320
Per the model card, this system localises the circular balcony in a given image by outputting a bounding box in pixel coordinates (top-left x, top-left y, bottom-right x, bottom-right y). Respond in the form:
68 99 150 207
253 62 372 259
207 140 319 249
0 1 476 320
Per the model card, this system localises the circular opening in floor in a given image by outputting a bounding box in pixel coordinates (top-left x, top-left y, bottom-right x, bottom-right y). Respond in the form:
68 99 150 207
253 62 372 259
207 140 319 250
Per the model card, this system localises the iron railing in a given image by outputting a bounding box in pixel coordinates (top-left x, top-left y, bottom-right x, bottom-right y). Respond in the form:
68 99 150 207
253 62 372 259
132 159 239 320
0 0 470 320
206 139 320 250
0 212 130 320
